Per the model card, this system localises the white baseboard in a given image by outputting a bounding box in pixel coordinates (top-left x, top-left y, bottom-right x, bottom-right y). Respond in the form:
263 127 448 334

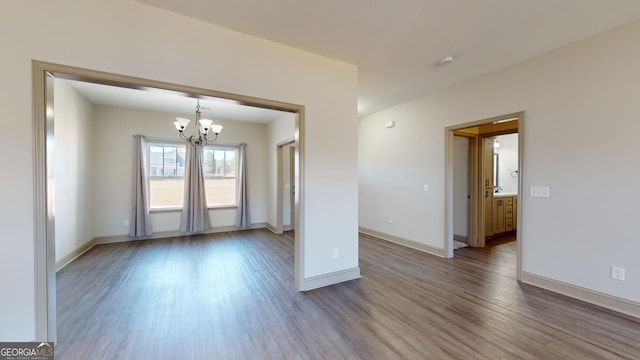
56 239 96 271
265 223 278 234
522 272 640 319
94 222 268 244
302 267 361 291
359 227 445 258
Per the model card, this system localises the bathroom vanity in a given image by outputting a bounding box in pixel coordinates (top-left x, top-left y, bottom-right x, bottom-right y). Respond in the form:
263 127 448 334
490 194 517 236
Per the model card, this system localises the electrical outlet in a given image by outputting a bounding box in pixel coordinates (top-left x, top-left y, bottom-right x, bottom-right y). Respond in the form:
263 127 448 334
387 218 393 225
611 266 625 281
123 220 129 227
332 248 339 259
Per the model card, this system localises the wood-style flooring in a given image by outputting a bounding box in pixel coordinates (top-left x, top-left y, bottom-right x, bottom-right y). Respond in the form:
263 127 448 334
56 230 640 359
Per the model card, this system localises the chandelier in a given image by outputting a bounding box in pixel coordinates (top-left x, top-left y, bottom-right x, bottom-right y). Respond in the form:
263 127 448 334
173 99 223 146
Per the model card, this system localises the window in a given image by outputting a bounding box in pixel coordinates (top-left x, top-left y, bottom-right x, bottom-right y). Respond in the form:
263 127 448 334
148 144 186 209
147 142 238 209
202 148 237 207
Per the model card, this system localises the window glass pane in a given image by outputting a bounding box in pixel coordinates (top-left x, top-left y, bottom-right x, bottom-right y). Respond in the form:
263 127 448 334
205 178 236 207
225 150 236 177
203 149 215 177
149 146 164 177
176 147 186 176
150 178 184 208
148 143 186 209
214 150 225 177
163 147 177 176
204 147 238 206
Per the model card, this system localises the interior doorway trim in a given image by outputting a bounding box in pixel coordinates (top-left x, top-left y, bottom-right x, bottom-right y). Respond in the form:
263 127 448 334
444 112 524 279
32 60 306 342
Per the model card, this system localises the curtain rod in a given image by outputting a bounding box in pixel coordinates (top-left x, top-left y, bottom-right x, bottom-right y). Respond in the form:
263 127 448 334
133 134 243 147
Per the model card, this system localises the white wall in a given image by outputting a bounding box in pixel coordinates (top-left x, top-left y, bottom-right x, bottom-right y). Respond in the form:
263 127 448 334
452 136 469 237
495 133 518 194
53 79 94 261
359 21 640 304
92 105 269 236
0 0 358 341
358 107 442 243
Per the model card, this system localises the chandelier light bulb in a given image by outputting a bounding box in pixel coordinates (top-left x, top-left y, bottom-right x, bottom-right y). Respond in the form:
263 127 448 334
174 100 222 146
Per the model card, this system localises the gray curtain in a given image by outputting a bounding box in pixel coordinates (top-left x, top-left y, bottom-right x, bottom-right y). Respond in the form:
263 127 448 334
130 135 153 237
236 143 251 228
180 143 211 233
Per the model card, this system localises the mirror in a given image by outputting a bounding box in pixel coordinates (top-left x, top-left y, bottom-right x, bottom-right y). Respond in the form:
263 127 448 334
493 153 499 190
493 133 518 194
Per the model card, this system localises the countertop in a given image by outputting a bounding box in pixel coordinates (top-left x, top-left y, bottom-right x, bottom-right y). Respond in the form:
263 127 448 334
493 192 517 197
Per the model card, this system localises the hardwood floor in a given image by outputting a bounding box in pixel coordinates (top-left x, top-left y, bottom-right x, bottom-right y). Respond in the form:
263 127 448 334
56 230 640 359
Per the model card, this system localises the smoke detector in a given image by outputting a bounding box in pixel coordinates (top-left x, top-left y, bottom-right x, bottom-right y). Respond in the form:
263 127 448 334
438 56 454 66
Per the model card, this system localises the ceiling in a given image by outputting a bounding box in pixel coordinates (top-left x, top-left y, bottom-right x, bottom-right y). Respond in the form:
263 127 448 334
135 0 640 116
66 79 286 124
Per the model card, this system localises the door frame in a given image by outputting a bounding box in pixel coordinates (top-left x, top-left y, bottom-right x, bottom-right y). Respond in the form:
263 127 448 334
445 112 524 280
32 60 307 342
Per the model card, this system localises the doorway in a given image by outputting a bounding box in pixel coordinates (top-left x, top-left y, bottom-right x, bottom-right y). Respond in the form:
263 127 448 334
32 60 306 342
445 112 524 279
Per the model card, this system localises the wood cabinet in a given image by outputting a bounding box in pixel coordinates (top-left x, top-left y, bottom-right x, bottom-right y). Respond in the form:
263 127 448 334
491 195 517 236
492 198 505 234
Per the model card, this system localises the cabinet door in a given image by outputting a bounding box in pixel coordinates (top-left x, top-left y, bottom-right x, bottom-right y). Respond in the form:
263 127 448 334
492 198 505 234
505 218 513 231
485 190 493 236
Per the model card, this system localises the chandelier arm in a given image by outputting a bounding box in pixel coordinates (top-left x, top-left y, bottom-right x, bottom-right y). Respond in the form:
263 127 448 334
175 100 221 146
178 131 190 141
204 131 218 143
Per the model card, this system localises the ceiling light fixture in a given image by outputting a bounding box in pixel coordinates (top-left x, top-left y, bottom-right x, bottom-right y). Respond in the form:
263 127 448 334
492 117 518 124
174 99 223 146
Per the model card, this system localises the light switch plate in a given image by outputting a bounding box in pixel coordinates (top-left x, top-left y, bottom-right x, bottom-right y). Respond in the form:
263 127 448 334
423 184 429 192
611 266 625 281
530 186 550 198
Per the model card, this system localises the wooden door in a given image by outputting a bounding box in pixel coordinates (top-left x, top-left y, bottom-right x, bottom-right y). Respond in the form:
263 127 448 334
492 198 505 234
